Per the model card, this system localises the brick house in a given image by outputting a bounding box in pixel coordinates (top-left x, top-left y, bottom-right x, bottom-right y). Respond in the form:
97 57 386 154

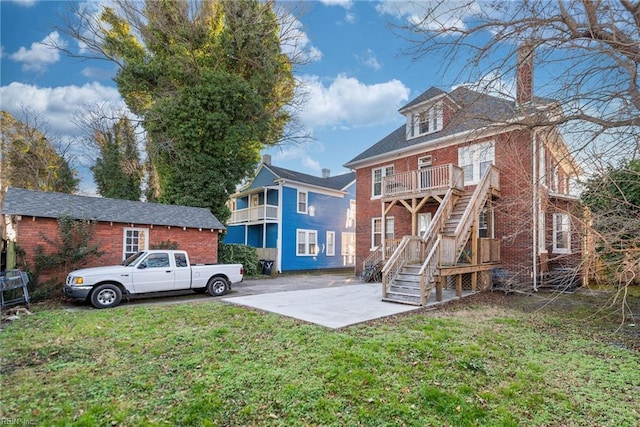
2 187 225 281
344 47 584 305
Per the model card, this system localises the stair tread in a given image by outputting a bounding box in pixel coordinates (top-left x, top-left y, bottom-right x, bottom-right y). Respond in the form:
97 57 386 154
382 297 422 306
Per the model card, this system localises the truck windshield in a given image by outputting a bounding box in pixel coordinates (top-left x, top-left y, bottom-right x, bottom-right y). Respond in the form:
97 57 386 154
123 252 145 266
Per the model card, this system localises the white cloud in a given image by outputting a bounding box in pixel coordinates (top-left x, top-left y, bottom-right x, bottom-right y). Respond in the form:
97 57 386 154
298 74 410 129
359 49 381 71
375 0 480 32
270 141 325 174
277 7 323 63
0 81 126 137
81 66 116 80
9 0 36 7
319 0 353 8
9 31 67 72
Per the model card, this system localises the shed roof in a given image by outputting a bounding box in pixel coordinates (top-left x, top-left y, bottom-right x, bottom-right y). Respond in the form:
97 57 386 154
2 187 225 230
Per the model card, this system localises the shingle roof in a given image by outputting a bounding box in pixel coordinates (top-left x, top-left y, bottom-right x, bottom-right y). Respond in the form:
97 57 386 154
2 187 225 230
345 86 554 167
266 165 355 191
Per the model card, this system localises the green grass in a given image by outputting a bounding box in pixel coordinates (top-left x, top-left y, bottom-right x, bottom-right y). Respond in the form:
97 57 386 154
1 290 638 426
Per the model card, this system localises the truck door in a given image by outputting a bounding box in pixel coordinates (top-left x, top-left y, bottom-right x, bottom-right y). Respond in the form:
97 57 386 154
173 252 192 290
131 252 174 293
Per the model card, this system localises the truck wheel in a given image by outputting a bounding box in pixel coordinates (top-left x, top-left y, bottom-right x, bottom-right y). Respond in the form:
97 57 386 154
90 284 122 309
207 277 228 297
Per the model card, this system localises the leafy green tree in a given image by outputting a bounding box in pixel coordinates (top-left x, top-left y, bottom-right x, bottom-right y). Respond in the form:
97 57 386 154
65 0 295 218
581 159 640 285
1 110 79 194
91 117 142 200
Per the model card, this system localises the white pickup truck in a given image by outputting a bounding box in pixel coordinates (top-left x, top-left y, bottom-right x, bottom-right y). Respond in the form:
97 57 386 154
64 250 244 309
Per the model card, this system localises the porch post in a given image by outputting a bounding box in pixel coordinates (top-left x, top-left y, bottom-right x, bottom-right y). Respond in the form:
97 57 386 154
411 198 417 236
381 200 386 260
262 188 267 248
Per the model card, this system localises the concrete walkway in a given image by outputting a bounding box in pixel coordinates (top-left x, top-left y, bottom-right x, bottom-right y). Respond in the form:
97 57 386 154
223 273 474 329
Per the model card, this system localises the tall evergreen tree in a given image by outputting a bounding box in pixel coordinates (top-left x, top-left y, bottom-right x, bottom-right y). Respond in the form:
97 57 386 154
91 118 142 200
67 0 295 221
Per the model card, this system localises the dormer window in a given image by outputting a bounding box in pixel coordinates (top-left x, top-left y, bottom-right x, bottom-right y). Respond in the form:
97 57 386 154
408 102 443 138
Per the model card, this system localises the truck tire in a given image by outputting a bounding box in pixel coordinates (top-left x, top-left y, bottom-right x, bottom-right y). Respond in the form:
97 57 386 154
90 284 122 309
207 277 228 297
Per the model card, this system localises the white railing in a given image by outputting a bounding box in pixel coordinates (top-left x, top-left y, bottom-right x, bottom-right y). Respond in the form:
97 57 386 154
382 164 464 198
228 204 279 224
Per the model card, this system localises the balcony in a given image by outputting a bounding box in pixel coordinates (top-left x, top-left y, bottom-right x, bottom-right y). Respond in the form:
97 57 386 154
382 164 465 200
228 204 279 224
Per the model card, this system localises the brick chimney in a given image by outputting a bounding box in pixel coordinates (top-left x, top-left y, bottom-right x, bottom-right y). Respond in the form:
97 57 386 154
322 168 330 178
516 41 534 106
262 154 271 165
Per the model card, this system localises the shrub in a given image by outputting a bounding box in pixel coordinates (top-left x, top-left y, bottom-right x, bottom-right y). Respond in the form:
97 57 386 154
218 243 260 277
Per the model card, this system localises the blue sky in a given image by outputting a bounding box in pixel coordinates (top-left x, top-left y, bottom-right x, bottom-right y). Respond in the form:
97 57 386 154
1 0 496 194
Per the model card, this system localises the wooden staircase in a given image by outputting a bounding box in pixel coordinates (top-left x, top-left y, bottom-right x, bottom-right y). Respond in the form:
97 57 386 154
381 166 500 306
443 193 472 236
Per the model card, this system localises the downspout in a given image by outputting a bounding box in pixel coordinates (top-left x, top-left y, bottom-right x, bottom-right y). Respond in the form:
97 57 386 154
262 187 267 248
532 131 538 292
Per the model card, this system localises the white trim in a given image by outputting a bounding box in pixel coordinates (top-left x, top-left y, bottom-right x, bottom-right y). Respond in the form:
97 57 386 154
123 227 149 260
344 122 535 170
371 164 394 198
326 231 335 256
296 228 318 256
297 190 308 214
458 140 495 185
276 182 283 273
552 213 571 254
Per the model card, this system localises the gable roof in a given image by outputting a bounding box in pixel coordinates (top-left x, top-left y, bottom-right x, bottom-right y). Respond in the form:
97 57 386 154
266 165 355 191
345 86 554 168
235 163 356 196
2 187 225 230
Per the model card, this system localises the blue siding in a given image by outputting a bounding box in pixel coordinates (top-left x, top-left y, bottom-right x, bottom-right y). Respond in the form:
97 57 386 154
267 189 278 205
248 167 278 190
236 196 249 209
266 223 278 247
280 183 356 272
223 225 246 244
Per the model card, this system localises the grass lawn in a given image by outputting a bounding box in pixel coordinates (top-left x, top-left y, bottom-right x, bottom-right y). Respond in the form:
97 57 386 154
1 289 638 426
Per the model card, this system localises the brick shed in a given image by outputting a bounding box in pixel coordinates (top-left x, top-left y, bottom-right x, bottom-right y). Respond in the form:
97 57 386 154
2 187 225 280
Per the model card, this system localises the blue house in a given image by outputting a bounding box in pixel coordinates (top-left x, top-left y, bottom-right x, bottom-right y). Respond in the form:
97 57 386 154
224 155 356 273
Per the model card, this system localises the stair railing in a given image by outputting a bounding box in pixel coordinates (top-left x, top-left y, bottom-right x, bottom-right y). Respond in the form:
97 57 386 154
452 166 499 261
381 236 422 298
418 235 441 305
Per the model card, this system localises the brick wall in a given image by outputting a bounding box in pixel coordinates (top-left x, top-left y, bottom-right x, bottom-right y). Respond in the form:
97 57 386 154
354 129 557 280
13 216 219 284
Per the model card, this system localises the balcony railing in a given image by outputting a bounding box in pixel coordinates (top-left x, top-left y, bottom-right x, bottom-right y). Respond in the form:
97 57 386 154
228 204 279 224
382 164 464 198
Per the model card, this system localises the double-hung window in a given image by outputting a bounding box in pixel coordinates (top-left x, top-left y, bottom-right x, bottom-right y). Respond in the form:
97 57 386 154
372 165 394 198
458 141 495 185
123 228 148 260
326 231 335 256
552 213 571 254
297 229 317 256
297 190 308 214
371 217 394 249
